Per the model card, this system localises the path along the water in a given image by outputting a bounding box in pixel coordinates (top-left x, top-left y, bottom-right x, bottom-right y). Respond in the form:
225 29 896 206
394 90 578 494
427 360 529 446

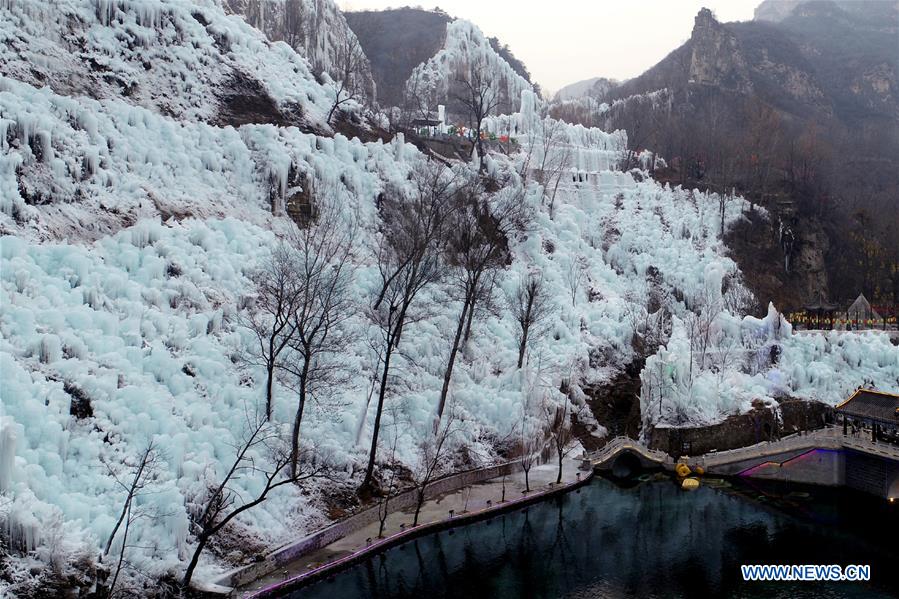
238 458 584 596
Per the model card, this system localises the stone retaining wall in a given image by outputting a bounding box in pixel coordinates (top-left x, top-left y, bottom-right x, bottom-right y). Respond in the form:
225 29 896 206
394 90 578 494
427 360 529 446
217 460 521 589
648 400 833 456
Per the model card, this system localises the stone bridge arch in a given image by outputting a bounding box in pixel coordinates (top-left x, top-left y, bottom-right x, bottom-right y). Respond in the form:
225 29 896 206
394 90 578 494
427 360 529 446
610 451 643 479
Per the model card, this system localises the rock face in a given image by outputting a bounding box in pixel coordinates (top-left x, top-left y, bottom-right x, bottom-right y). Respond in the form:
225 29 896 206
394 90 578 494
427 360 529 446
647 399 833 456
607 4 897 122
750 0 899 119
794 221 831 303
688 8 752 92
686 9 833 116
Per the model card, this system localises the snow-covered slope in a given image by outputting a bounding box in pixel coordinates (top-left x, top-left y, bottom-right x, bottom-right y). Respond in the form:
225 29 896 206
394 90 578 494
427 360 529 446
405 19 534 119
642 305 899 428
0 76 762 593
0 0 336 128
0 73 387 242
223 0 376 102
1 4 898 594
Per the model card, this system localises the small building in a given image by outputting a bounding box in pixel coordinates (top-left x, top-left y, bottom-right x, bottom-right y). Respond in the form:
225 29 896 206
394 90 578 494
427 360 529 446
836 389 899 443
802 295 838 329
846 293 881 329
411 105 447 137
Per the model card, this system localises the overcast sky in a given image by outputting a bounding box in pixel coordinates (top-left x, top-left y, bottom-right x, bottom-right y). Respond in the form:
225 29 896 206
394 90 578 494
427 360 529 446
338 1 760 93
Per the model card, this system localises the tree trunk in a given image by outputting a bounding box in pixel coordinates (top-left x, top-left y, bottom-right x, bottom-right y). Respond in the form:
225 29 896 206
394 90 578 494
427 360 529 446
413 489 425 526
556 449 563 484
108 502 132 597
524 467 530 493
103 497 131 558
182 533 210 590
362 337 394 491
517 323 530 370
290 356 310 478
462 295 476 345
476 134 486 172
378 498 388 538
436 301 469 430
265 349 275 421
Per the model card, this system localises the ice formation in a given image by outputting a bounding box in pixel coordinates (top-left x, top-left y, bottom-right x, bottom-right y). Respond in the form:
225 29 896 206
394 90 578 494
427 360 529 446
1 1 897 594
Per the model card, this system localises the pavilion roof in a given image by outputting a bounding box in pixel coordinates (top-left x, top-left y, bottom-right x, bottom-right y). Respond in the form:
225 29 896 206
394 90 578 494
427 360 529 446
836 389 899 424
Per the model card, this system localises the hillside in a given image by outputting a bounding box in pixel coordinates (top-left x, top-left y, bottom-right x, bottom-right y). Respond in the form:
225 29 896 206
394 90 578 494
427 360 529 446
0 0 340 130
344 7 452 109
404 19 533 121
346 7 533 120
552 5 899 310
222 0 377 103
2 2 898 597
555 77 619 102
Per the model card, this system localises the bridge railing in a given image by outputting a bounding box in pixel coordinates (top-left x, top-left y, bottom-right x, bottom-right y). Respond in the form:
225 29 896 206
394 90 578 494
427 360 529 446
695 429 840 469
586 429 899 472
696 427 899 470
585 436 672 466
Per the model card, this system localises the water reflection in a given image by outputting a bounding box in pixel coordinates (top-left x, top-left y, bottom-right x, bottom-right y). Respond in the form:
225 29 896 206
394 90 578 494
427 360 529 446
292 476 899 599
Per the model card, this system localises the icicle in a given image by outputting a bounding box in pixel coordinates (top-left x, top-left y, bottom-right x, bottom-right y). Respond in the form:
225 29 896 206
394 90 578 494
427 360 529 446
95 0 115 26
393 132 405 162
0 420 16 492
0 118 11 151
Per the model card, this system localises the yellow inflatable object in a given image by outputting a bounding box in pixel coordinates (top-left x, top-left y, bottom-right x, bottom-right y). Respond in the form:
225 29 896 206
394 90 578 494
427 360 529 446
681 477 700 490
694 466 705 475
675 463 691 477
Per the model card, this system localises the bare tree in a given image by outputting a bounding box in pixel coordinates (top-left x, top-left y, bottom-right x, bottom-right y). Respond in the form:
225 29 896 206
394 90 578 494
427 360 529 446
455 58 500 172
399 69 433 131
361 162 457 493
376 406 404 539
327 27 367 126
543 393 582 485
641 358 668 427
717 189 737 239
435 175 528 428
410 406 460 526
742 99 782 209
283 0 305 50
100 440 163 598
564 255 587 307
181 410 330 589
509 274 553 369
686 288 724 378
241 244 302 421
518 422 541 494
531 115 571 218
280 203 356 478
722 277 757 317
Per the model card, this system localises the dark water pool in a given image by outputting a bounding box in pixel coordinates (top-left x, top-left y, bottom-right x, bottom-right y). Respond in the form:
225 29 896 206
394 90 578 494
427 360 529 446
291 476 899 599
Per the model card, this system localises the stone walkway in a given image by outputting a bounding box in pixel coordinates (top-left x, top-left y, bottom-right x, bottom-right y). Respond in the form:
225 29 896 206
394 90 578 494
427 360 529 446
238 458 584 596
